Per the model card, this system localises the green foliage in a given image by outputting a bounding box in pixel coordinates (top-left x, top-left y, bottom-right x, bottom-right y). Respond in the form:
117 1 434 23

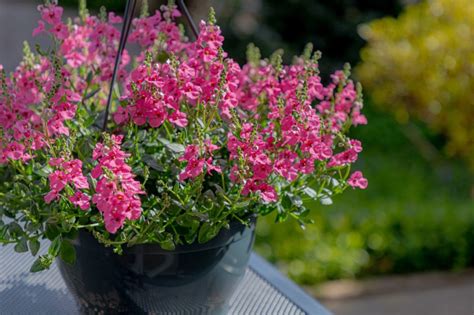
61 0 125 12
216 0 402 75
255 103 474 284
357 0 474 169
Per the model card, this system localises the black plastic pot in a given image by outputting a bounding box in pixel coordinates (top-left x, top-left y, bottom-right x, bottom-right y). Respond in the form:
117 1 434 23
57 218 256 315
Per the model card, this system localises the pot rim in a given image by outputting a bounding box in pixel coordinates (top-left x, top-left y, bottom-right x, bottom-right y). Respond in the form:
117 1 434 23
74 215 257 254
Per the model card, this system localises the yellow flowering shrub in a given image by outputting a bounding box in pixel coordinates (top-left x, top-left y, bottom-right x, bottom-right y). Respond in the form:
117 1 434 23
357 0 474 168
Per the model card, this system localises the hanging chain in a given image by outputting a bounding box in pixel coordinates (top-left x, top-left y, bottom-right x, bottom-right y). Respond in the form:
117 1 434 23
102 0 197 131
102 0 137 131
177 0 199 39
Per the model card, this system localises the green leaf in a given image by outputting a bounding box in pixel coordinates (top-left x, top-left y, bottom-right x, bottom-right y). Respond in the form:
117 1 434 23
159 238 175 251
303 187 318 199
48 235 62 257
30 258 47 273
275 212 289 223
184 232 197 244
45 223 60 240
156 51 169 63
275 205 289 223
84 87 101 100
33 165 52 178
156 232 175 250
85 71 93 84
282 194 292 210
60 240 76 265
26 222 41 233
319 196 333 205
8 222 23 237
29 239 40 256
158 137 185 153
30 255 52 273
14 238 28 253
176 214 200 230
143 154 164 171
83 114 98 128
0 225 8 239
137 130 148 142
61 217 76 232
198 222 219 244
234 200 250 209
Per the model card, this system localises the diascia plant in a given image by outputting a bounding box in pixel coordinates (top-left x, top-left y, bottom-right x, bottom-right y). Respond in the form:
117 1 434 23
0 1 367 271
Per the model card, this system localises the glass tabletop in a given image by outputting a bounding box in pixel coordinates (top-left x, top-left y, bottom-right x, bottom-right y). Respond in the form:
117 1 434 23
0 242 330 315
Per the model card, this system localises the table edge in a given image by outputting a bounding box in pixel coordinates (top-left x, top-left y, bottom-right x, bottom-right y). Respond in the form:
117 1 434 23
249 253 332 315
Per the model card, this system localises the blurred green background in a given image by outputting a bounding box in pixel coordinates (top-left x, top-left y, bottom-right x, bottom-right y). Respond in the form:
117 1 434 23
61 0 474 286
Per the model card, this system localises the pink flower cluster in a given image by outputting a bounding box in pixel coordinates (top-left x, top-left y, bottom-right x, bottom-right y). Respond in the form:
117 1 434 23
33 4 68 40
0 2 134 166
348 171 368 189
44 157 90 210
0 59 81 164
91 135 144 233
129 4 186 56
1 2 369 238
178 140 222 181
118 18 368 203
59 10 129 82
225 57 368 200
114 20 240 127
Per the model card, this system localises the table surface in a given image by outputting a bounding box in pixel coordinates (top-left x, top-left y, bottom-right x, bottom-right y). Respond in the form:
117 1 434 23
0 243 330 315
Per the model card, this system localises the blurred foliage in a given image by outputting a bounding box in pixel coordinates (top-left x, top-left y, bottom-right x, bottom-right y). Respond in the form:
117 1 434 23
59 0 125 12
215 0 402 76
255 102 474 284
60 0 402 76
357 0 474 169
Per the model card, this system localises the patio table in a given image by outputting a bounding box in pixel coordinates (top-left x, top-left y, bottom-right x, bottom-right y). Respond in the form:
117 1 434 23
0 242 330 314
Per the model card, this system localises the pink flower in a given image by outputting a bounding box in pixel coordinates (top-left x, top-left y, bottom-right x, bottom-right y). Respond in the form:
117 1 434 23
4 142 27 161
50 23 68 40
205 157 222 174
65 52 86 68
352 109 368 126
39 4 63 25
296 158 315 174
179 158 205 181
179 144 199 162
148 107 167 128
182 82 201 101
252 155 273 180
44 158 90 207
49 157 64 167
47 116 70 136
108 12 123 24
242 180 278 203
350 139 363 153
32 21 45 37
327 148 358 168
44 190 59 204
204 139 219 153
91 138 144 233
169 111 188 127
258 183 278 203
348 171 368 189
69 191 90 210
113 106 129 125
48 170 68 192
